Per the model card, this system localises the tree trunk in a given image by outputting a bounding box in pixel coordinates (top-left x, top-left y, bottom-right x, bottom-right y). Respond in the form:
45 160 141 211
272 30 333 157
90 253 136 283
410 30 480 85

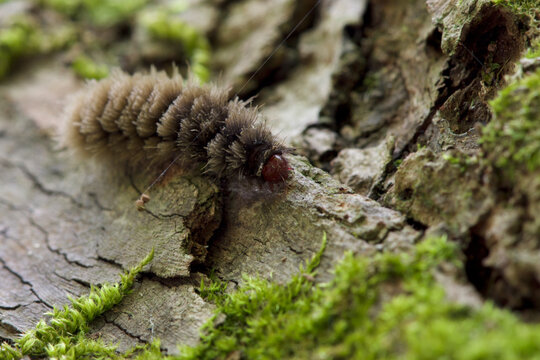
0 0 537 354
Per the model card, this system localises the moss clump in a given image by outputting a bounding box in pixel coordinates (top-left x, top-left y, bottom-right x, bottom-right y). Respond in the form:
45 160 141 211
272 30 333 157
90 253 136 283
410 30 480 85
138 9 211 83
173 235 540 360
138 235 540 360
0 15 74 79
5 236 540 359
72 55 109 79
38 0 148 27
526 38 540 58
0 249 154 359
2 1 212 82
199 271 228 304
481 68 540 179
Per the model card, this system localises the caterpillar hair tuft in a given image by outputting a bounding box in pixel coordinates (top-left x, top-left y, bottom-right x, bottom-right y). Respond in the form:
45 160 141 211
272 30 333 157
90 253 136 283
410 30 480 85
62 69 291 184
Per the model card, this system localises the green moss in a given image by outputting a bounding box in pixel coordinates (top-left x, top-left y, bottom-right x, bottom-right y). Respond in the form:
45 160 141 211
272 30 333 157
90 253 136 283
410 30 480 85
138 9 211 83
492 0 539 17
177 235 540 360
156 235 540 360
442 152 478 173
172 234 329 360
481 68 540 178
5 235 540 359
0 249 154 359
525 37 540 58
72 55 109 79
3 1 210 81
0 16 74 79
199 271 228 304
38 0 148 26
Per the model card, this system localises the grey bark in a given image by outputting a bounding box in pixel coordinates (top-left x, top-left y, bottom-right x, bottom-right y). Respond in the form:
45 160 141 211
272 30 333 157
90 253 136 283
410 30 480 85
0 0 411 352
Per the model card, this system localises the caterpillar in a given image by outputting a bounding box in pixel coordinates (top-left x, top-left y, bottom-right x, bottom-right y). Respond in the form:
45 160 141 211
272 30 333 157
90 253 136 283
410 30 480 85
62 69 291 191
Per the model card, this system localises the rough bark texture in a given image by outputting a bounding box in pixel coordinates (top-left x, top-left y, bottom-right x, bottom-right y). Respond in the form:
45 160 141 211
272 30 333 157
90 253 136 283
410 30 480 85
0 62 221 351
0 0 538 354
0 58 416 352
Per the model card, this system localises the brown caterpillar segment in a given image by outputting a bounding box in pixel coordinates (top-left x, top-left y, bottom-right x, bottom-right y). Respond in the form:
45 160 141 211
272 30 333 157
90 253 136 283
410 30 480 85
63 69 290 183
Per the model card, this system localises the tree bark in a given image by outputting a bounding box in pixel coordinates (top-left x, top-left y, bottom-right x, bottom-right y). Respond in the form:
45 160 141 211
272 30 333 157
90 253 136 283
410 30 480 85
0 0 536 353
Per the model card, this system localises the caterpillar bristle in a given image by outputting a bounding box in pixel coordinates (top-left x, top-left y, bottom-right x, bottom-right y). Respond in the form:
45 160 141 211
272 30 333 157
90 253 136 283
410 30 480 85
62 69 291 184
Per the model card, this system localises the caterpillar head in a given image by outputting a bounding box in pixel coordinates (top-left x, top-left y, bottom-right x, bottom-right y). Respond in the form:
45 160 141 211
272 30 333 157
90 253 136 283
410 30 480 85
262 153 290 183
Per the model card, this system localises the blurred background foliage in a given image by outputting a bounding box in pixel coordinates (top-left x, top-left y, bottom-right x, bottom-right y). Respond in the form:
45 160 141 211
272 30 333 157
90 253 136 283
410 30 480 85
0 0 211 81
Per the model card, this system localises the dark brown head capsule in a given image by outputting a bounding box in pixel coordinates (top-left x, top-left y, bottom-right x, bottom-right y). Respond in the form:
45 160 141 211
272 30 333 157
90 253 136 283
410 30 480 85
261 154 290 183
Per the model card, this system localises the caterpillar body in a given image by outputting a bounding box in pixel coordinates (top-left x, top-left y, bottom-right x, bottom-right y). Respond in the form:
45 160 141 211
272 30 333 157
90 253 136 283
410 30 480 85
63 69 291 185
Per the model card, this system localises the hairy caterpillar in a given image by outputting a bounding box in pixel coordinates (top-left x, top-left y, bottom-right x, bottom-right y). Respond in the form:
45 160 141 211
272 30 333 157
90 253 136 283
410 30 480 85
62 69 291 193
